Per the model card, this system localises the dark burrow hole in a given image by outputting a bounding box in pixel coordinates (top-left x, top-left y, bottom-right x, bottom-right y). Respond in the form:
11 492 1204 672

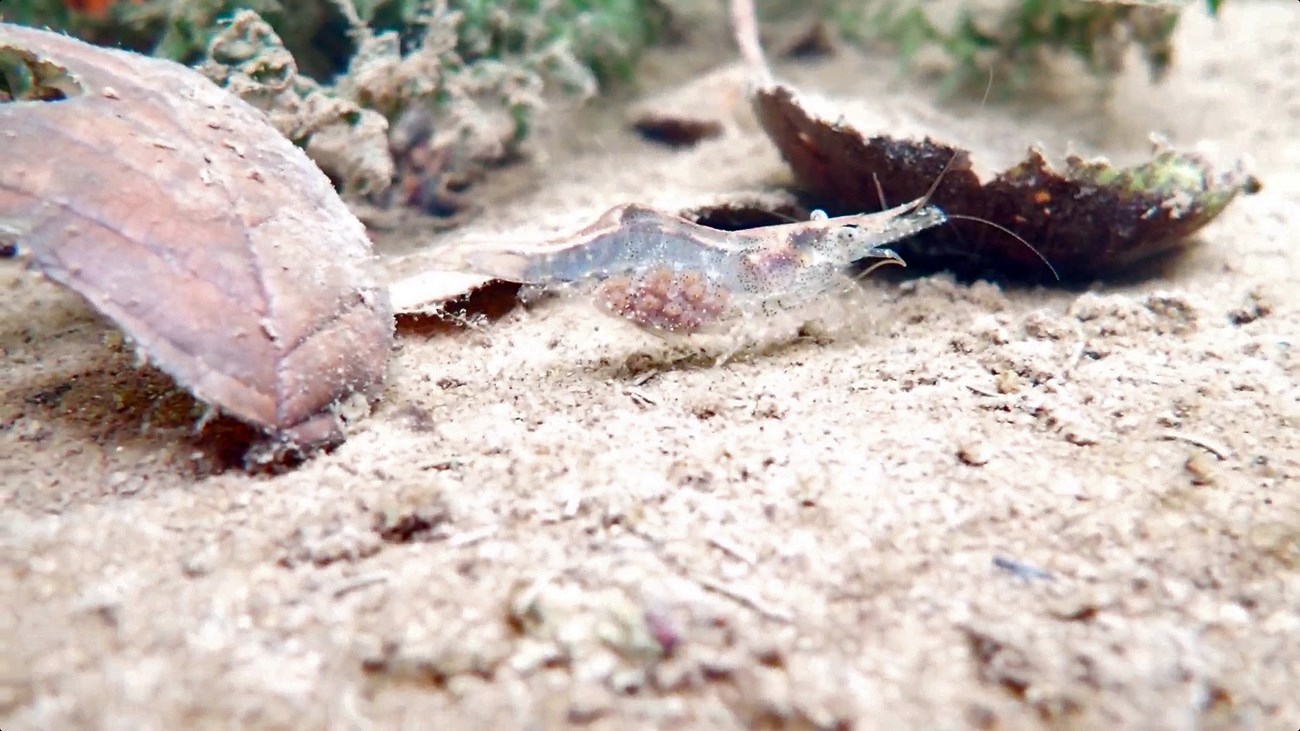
0 48 84 102
683 195 1089 286
680 200 809 231
677 196 1067 284
853 226 1071 286
633 117 725 148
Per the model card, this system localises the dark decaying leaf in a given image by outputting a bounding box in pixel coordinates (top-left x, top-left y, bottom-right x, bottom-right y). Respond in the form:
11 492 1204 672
632 115 726 149
627 66 747 149
0 23 394 451
751 83 1261 281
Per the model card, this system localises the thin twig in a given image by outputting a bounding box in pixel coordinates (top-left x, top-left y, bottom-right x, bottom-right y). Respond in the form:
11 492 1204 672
708 534 757 565
1059 320 1088 382
729 0 772 83
992 555 1054 582
624 388 657 407
625 525 792 622
696 576 793 622
331 573 389 598
447 525 498 547
1158 430 1232 461
631 369 660 387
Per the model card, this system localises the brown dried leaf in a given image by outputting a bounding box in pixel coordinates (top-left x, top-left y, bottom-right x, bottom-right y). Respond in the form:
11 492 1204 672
751 82 1260 280
388 269 497 316
0 24 394 450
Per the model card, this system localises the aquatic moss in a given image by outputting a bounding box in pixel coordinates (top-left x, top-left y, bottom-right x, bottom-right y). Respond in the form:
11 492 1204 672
0 0 669 88
827 0 1225 94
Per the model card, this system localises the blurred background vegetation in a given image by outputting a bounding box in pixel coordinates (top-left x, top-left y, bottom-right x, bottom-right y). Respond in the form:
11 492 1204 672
0 0 671 84
0 0 1223 94
820 0 1223 95
0 0 1225 208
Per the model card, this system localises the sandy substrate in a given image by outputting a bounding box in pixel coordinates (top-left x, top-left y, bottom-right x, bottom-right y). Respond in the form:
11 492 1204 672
3 4 1299 729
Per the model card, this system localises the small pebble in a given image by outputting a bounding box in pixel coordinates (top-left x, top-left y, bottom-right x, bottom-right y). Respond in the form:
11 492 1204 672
957 441 990 466
996 370 1023 394
1185 451 1218 486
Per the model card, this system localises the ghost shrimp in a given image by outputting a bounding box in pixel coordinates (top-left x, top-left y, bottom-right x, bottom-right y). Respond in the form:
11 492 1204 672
434 195 946 335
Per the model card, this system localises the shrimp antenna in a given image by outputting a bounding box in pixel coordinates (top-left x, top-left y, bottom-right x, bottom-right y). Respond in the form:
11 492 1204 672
853 251 908 283
943 213 1060 281
913 68 995 212
725 4 1055 282
872 172 888 210
903 69 1057 281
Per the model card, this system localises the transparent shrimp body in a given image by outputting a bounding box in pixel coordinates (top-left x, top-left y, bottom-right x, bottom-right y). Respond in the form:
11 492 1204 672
726 202 947 315
463 200 947 335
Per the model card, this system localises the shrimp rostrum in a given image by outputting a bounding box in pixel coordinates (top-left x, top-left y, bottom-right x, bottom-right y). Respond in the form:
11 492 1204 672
433 196 946 336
